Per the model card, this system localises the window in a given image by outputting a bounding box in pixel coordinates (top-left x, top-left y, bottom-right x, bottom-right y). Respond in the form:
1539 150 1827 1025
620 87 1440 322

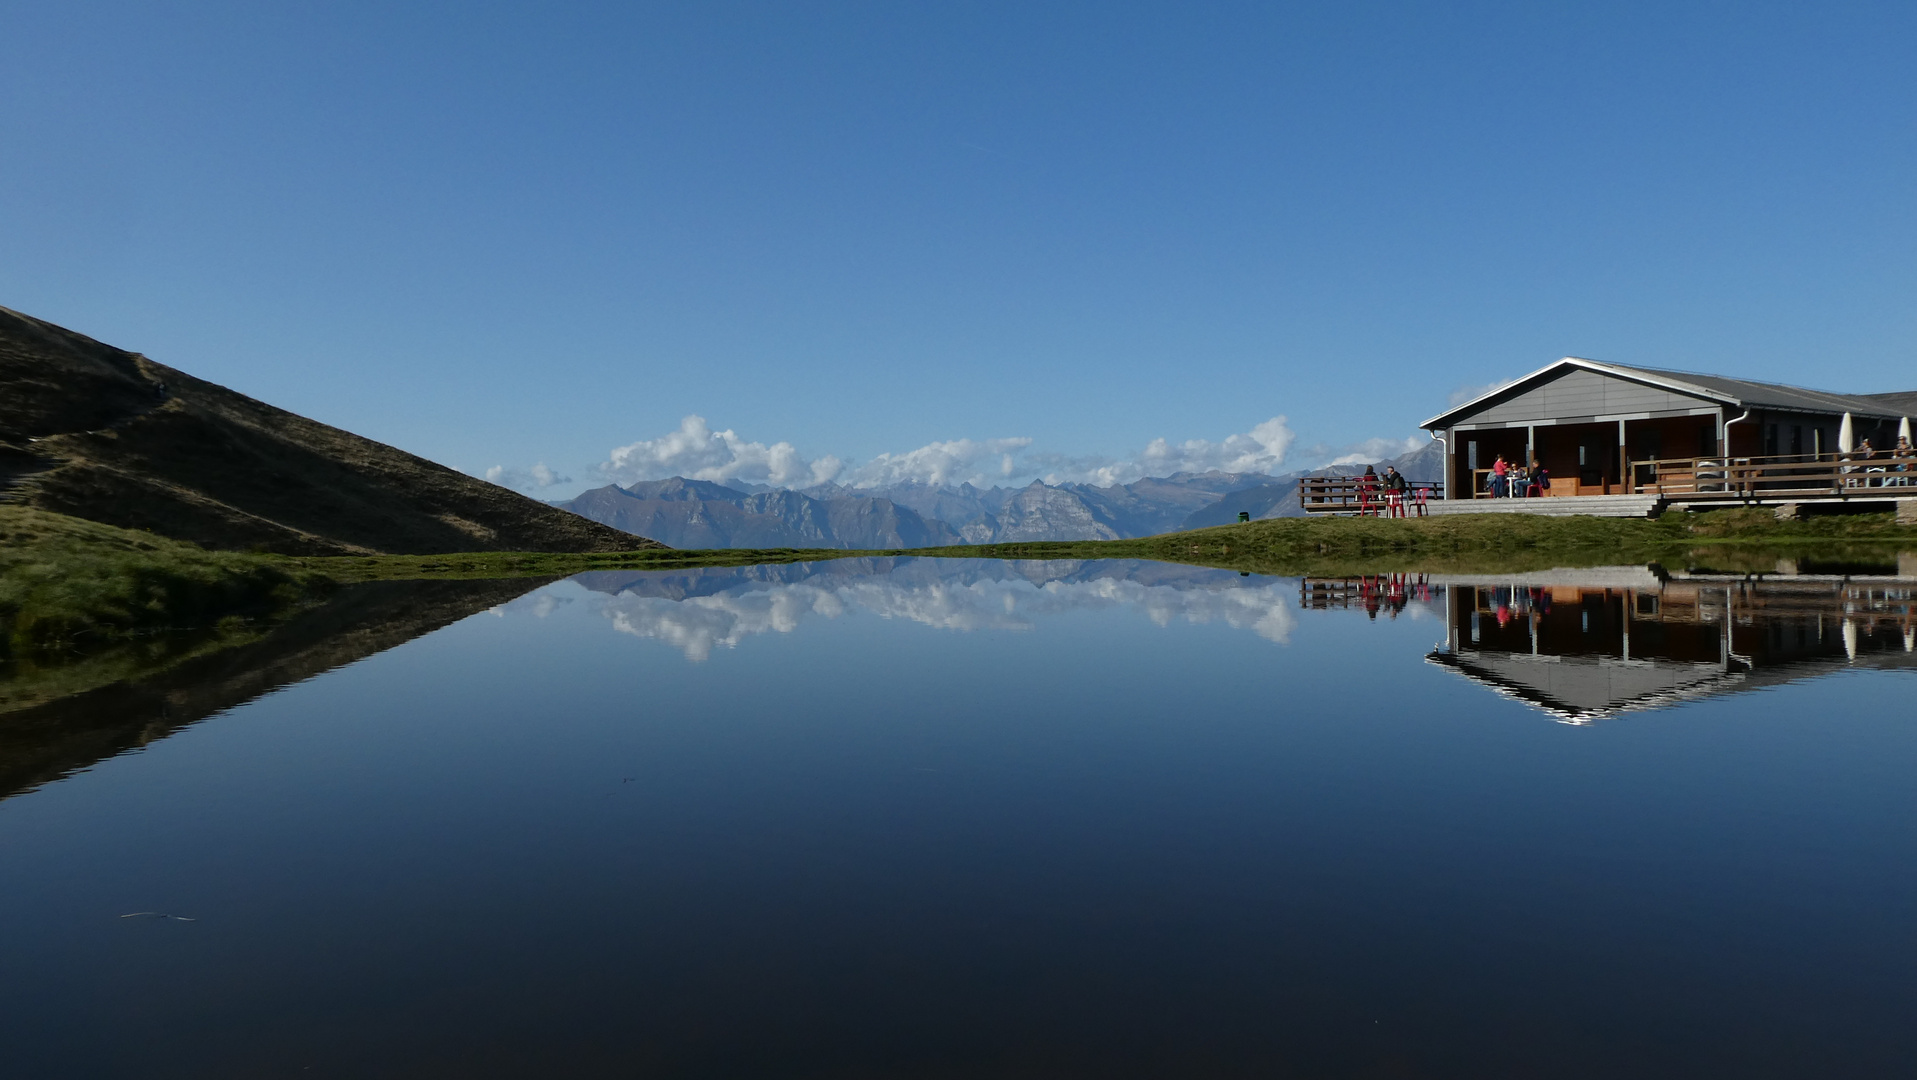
1792 426 1803 455
1467 441 1478 470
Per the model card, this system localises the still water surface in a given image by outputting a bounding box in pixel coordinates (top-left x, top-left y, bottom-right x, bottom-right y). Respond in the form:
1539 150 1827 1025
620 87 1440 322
3 558 1914 1077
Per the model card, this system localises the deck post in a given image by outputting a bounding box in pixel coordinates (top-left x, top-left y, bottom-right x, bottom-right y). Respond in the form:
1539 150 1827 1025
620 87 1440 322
1617 419 1627 495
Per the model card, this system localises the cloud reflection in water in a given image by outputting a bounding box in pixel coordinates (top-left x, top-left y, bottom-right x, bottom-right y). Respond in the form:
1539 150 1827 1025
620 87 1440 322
547 559 1363 661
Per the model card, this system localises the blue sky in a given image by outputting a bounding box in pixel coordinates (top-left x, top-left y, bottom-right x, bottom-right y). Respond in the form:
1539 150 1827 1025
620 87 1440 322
4 1 1913 493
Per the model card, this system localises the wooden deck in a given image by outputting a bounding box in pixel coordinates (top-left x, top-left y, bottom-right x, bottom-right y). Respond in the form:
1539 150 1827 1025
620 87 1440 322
1299 451 1917 516
1296 477 1443 516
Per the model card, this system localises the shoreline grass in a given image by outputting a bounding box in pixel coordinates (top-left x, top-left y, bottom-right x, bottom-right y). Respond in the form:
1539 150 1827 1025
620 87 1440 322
296 507 1917 582
6 505 1915 664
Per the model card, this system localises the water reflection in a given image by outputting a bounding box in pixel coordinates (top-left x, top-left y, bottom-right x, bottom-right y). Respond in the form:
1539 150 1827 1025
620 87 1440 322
0 578 549 800
569 559 1917 726
568 558 1325 659
1413 563 1917 723
8 555 1917 1074
10 556 1914 805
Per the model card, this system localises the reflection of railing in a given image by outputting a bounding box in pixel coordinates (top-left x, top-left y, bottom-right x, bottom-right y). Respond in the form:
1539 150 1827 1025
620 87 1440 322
1296 478 1443 515
1299 575 1440 612
1457 452 1917 501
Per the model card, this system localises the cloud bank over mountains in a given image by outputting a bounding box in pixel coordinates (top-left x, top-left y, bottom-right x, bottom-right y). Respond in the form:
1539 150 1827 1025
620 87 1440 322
843 436 1034 487
594 415 1303 489
601 415 845 489
484 413 1424 495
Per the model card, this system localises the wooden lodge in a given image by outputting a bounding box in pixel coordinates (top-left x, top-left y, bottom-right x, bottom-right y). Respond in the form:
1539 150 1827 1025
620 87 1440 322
1299 357 1917 517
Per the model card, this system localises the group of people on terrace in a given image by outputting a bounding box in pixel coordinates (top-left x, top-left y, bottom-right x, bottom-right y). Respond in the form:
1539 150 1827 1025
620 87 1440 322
1484 455 1549 498
1355 465 1428 517
1844 436 1916 486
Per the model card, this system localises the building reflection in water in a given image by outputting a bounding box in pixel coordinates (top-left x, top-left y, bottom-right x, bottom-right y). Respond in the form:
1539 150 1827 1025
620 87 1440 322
1305 559 1917 723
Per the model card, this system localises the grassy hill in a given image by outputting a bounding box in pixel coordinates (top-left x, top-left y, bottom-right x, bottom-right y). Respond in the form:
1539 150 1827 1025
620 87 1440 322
0 305 662 555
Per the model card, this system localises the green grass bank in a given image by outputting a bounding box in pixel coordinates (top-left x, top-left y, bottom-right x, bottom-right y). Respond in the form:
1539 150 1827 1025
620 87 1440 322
7 505 1916 657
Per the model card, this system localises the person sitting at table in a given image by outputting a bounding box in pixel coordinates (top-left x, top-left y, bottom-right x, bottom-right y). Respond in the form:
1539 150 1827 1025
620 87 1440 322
1895 435 1913 484
1382 466 1409 517
1857 439 1879 485
1358 464 1379 515
1528 459 1550 496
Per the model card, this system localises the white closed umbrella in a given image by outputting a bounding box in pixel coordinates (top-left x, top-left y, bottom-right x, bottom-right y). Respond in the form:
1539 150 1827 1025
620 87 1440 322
1900 416 1912 444
1838 412 1854 454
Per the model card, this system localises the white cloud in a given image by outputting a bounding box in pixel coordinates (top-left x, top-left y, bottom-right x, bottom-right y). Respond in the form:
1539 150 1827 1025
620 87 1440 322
484 462 571 493
843 437 1035 488
1022 416 1298 487
1136 416 1297 478
588 412 1427 493
600 415 841 487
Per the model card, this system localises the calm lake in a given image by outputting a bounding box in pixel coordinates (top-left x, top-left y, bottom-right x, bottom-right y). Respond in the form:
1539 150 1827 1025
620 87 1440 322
3 557 1915 1078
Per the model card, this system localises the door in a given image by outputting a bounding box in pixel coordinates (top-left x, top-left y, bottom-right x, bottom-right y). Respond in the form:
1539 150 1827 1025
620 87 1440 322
1577 434 1607 492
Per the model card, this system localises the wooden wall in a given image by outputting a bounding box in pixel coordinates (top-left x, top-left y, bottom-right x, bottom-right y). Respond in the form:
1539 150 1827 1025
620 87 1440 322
1468 368 1718 426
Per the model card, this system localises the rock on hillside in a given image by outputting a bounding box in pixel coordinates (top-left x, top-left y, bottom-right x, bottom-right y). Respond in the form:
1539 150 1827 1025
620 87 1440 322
0 306 660 555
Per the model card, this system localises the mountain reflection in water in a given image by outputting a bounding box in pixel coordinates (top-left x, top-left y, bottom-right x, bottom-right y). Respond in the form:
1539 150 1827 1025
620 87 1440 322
0 577 551 801
575 557 1915 725
8 557 1914 806
570 558 1312 660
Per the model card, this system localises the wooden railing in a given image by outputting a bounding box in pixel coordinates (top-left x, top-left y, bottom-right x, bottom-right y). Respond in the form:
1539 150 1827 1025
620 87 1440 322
1300 575 1439 609
1297 477 1443 515
1298 452 1916 512
1460 451 1916 501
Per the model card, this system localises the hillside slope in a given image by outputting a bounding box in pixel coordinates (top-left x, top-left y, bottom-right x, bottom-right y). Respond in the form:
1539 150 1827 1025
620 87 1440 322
0 306 661 554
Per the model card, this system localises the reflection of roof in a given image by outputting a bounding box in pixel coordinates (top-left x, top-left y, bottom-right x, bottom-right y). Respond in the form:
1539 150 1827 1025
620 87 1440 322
1427 649 1751 724
1431 641 1917 724
1423 356 1917 429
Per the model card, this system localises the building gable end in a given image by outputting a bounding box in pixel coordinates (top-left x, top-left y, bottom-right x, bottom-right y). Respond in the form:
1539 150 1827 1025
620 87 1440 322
1424 361 1727 431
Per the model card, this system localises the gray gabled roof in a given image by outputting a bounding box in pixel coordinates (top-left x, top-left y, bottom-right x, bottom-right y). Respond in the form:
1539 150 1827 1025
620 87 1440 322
1863 390 1917 416
1608 364 1915 419
1423 356 1917 430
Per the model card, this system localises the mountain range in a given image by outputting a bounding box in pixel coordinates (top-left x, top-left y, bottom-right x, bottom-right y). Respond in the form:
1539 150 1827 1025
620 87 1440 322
2 303 1442 554
556 442 1444 549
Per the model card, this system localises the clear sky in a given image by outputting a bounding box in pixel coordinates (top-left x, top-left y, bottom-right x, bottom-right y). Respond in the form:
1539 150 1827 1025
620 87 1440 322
5 1 1913 494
